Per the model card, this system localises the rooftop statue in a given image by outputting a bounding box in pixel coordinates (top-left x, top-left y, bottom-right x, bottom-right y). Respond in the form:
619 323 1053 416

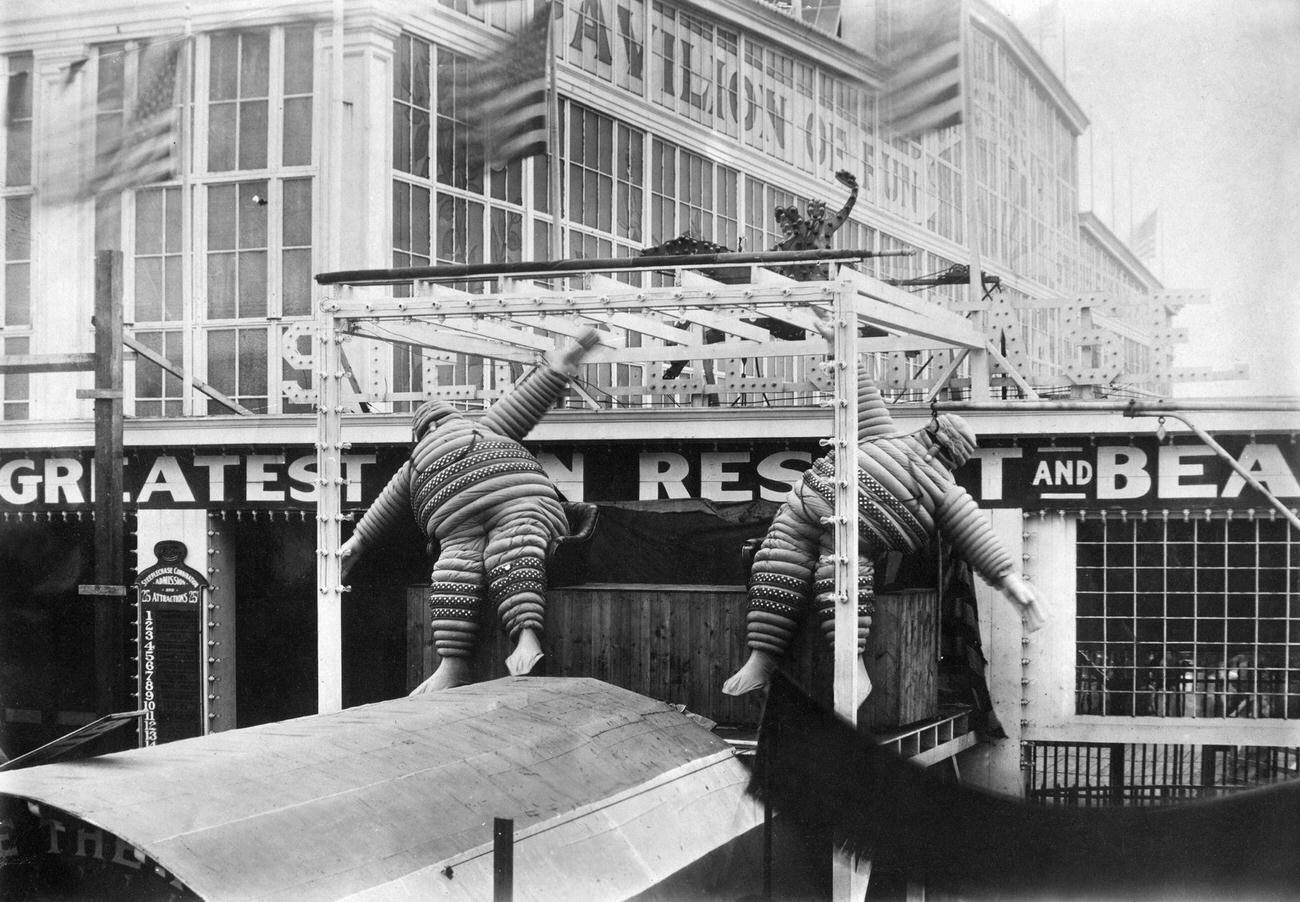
340 329 601 693
723 337 1047 705
774 169 858 280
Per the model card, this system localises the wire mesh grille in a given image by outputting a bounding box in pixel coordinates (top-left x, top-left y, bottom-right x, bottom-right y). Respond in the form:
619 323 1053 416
1075 515 1298 718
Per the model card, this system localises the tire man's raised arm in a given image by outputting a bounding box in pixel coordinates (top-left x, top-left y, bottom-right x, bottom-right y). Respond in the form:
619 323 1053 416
723 371 1048 703
340 329 602 693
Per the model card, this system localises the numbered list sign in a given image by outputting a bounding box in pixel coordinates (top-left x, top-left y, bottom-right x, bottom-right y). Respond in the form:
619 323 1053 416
135 541 208 746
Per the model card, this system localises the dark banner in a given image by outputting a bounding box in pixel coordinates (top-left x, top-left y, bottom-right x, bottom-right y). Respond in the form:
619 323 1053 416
0 433 1294 512
959 434 1300 509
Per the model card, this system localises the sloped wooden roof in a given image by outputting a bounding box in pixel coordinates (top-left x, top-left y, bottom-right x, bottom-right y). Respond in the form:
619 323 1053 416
0 678 760 900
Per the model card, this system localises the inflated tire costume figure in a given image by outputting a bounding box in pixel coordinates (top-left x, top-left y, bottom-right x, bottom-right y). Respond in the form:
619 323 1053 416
340 329 601 693
722 371 1047 704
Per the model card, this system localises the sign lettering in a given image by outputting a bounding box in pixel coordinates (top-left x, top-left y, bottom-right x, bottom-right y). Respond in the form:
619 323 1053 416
0 437 1293 512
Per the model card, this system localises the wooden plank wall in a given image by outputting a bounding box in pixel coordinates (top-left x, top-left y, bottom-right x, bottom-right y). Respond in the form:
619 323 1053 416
407 585 939 730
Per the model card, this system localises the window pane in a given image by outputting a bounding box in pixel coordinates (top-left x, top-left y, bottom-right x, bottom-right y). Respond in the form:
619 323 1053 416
135 331 164 397
282 178 312 246
283 27 314 95
135 189 164 254
466 201 483 264
239 328 268 396
238 181 268 248
237 100 268 170
411 42 430 110
4 335 29 418
412 109 429 179
165 256 183 319
207 254 237 318
208 103 237 171
98 47 125 109
5 123 31 187
393 103 411 172
5 264 30 326
135 257 163 320
240 32 270 97
6 197 31 259
164 187 182 252
237 251 267 317
283 97 312 166
207 330 237 393
392 181 410 249
207 184 237 249
210 34 239 101
412 185 430 254
282 248 312 316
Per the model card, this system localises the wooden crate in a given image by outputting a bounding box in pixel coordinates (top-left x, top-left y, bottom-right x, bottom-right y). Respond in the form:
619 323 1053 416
406 584 939 730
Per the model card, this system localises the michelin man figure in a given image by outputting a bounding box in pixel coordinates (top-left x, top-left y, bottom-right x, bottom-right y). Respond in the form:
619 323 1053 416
341 329 601 693
722 370 1047 704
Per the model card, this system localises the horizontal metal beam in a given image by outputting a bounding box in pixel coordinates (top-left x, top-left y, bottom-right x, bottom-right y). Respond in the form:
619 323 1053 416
316 248 904 286
323 283 839 318
937 398 1300 413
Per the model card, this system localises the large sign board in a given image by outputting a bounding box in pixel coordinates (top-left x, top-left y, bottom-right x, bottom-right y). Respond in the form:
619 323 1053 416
0 434 1294 512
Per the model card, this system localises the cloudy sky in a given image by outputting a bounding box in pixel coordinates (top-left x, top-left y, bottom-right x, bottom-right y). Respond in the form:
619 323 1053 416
1007 0 1300 398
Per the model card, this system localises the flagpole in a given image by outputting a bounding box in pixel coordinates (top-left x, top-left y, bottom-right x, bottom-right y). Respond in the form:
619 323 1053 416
959 0 990 400
547 0 562 262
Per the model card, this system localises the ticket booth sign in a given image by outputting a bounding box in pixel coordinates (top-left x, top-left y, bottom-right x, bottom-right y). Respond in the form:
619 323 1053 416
135 541 207 746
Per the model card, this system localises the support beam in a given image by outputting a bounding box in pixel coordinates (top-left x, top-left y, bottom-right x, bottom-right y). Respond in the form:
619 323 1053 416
124 333 255 415
0 352 95 374
316 289 346 714
93 251 125 718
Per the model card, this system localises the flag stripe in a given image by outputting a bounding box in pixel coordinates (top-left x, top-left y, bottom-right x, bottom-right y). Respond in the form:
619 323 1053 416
1131 211 1158 260
81 40 183 199
879 0 962 140
463 4 551 169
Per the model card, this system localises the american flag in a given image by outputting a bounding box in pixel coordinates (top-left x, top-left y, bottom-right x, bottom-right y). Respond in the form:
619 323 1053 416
1131 210 1158 262
464 3 552 169
880 0 963 139
84 41 184 198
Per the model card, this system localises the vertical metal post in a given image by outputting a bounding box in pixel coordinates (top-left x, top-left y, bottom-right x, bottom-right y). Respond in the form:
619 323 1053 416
316 292 345 713
493 817 514 902
957 0 990 400
93 250 125 717
830 273 865 902
831 277 861 719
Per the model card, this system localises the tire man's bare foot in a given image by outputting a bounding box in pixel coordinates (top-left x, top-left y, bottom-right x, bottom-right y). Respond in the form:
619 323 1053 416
505 627 545 676
722 650 780 696
409 657 472 695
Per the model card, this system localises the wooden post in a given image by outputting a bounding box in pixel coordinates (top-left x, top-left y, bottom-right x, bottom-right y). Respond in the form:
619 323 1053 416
93 250 125 716
1109 743 1126 804
493 817 514 902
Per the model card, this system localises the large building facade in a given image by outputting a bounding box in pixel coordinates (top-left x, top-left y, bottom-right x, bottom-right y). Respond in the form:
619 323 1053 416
1 0 1294 802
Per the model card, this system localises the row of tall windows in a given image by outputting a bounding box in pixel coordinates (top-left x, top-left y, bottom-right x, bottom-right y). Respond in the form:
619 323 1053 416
88 28 316 416
2 53 33 418
969 27 1079 291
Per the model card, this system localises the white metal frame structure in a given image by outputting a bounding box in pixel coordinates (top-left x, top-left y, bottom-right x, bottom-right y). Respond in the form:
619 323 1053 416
308 250 1007 713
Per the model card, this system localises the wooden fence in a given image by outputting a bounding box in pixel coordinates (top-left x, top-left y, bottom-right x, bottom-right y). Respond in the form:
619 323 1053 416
407 584 938 730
